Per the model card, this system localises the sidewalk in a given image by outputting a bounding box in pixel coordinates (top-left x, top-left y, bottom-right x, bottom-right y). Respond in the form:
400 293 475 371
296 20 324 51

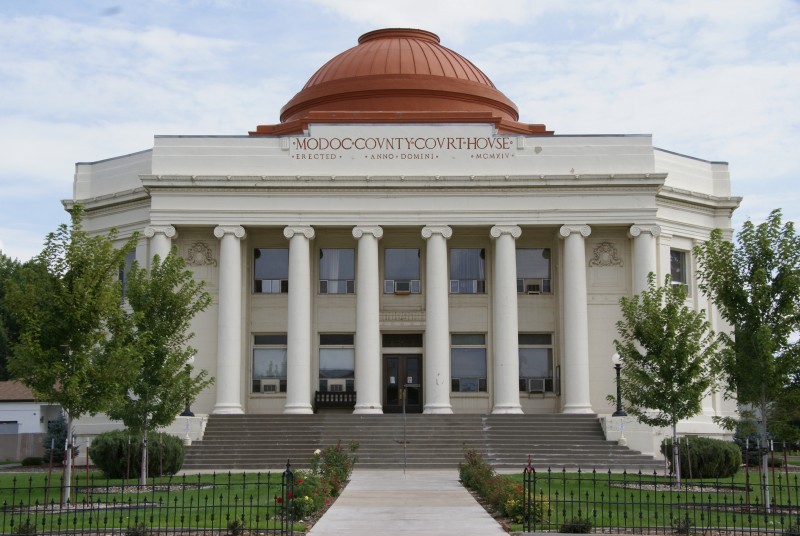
307 469 507 536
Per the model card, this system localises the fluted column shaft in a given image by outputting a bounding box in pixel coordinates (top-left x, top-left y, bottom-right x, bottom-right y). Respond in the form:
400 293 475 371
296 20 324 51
283 226 315 414
421 226 453 414
629 225 661 294
491 225 523 414
559 225 594 414
144 225 177 267
353 226 383 414
212 225 246 414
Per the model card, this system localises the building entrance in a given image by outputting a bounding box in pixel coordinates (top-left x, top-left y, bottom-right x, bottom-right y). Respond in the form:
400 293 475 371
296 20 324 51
383 354 422 413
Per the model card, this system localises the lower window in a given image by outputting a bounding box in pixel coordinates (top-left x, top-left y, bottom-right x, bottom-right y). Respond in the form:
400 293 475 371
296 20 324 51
319 334 355 392
451 334 487 392
518 334 554 392
253 334 287 393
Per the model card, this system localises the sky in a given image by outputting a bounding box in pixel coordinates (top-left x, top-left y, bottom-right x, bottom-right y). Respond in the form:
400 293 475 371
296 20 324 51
1 0 799 261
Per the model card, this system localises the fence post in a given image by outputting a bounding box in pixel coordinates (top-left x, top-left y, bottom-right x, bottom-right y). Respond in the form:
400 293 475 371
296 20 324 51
282 459 294 536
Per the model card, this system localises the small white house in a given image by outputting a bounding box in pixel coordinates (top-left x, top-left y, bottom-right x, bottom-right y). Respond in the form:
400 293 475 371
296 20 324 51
0 381 61 460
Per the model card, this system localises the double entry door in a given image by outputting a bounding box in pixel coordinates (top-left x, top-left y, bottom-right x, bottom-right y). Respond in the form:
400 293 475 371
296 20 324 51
383 354 422 413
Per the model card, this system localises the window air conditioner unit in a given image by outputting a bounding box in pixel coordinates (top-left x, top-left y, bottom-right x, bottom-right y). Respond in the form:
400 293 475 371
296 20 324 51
327 379 346 392
394 280 411 294
526 280 542 294
527 378 546 393
260 379 280 393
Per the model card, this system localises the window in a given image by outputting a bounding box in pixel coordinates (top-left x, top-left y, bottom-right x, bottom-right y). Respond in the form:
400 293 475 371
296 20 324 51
451 334 487 392
254 248 289 293
450 248 485 294
319 248 355 294
384 248 421 294
670 250 689 290
517 248 552 294
319 334 355 392
252 334 287 393
518 334 554 392
119 250 136 298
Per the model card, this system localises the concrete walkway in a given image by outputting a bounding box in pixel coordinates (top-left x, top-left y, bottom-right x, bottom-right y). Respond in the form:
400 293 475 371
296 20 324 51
307 469 507 536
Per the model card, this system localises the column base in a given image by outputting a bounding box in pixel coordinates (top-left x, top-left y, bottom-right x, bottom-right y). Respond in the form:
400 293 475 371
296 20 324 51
491 405 523 414
283 404 314 415
562 405 595 414
423 404 453 414
211 403 244 415
353 405 383 415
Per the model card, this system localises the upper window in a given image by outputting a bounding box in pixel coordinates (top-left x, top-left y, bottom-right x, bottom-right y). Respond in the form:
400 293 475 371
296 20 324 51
320 248 355 294
670 250 689 290
319 334 355 393
519 334 554 393
252 334 287 393
384 248 421 294
517 248 551 294
451 334 487 392
450 248 485 294
119 250 136 298
254 248 289 294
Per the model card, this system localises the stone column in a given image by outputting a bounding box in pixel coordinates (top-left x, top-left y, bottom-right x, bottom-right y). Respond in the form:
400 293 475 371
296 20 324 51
144 225 177 266
283 226 315 415
352 225 384 414
628 225 661 294
559 225 594 414
490 225 524 414
212 225 246 414
421 226 453 414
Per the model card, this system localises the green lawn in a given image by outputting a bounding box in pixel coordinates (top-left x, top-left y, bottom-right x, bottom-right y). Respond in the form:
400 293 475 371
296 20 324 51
0 471 304 533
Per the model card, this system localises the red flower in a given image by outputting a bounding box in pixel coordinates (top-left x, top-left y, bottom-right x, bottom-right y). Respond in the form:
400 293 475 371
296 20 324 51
297 478 303 484
276 497 283 503
325 498 331 505
288 491 293 499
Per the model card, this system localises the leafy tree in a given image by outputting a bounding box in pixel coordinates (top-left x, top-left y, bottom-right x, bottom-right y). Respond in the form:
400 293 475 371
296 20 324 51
613 273 720 484
0 252 22 380
769 384 800 445
694 209 800 506
6 207 138 503
107 251 212 483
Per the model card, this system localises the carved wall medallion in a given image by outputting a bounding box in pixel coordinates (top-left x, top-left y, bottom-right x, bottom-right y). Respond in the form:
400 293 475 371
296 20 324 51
589 242 623 267
186 242 217 267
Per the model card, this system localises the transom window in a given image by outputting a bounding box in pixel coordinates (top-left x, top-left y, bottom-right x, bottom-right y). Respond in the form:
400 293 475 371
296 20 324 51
252 334 287 393
519 334 554 393
319 248 355 294
254 248 289 294
451 334 487 392
670 249 689 291
319 334 355 393
384 248 421 294
450 248 485 294
517 248 551 294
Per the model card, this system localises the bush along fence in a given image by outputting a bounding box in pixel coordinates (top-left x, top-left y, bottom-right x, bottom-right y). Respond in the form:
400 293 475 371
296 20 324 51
522 465 800 534
0 463 300 535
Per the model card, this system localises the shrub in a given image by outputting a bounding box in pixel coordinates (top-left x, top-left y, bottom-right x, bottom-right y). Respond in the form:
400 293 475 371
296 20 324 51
559 517 592 533
21 457 43 466
42 414 78 464
226 519 245 536
14 519 37 536
661 436 741 478
309 441 359 496
89 430 184 479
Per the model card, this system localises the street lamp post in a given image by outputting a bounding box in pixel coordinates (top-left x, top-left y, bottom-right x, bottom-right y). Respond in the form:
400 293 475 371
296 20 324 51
180 354 195 417
611 352 627 417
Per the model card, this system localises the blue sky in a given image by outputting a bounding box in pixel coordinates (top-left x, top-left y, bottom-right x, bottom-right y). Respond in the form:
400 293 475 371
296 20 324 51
1 0 798 261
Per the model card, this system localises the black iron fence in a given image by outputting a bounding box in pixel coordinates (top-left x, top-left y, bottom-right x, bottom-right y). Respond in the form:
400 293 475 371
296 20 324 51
0 463 298 535
523 465 800 534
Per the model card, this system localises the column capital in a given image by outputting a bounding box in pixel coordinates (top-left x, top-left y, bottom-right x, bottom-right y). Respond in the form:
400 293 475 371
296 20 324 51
283 225 315 240
628 224 662 239
352 225 384 239
490 225 522 240
421 225 452 240
213 225 246 240
144 225 177 239
559 224 591 239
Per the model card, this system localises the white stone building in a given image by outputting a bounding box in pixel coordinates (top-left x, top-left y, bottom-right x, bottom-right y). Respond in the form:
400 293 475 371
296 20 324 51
68 29 739 450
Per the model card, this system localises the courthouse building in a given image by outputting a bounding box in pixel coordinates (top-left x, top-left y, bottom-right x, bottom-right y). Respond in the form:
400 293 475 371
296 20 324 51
69 29 740 425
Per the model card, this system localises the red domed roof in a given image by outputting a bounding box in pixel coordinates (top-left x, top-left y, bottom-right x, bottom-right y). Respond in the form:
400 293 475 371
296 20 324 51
251 28 551 135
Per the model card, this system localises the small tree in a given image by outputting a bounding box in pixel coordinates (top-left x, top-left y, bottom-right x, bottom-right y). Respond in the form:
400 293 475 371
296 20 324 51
694 209 800 508
7 207 139 503
0 252 22 380
613 273 720 484
106 251 212 483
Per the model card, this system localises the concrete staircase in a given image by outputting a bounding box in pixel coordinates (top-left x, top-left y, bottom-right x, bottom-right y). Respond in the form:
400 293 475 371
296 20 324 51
184 413 662 472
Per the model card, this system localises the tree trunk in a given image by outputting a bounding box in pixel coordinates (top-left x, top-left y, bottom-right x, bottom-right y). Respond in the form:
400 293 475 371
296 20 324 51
63 413 73 506
140 427 148 486
760 398 771 513
672 422 681 486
